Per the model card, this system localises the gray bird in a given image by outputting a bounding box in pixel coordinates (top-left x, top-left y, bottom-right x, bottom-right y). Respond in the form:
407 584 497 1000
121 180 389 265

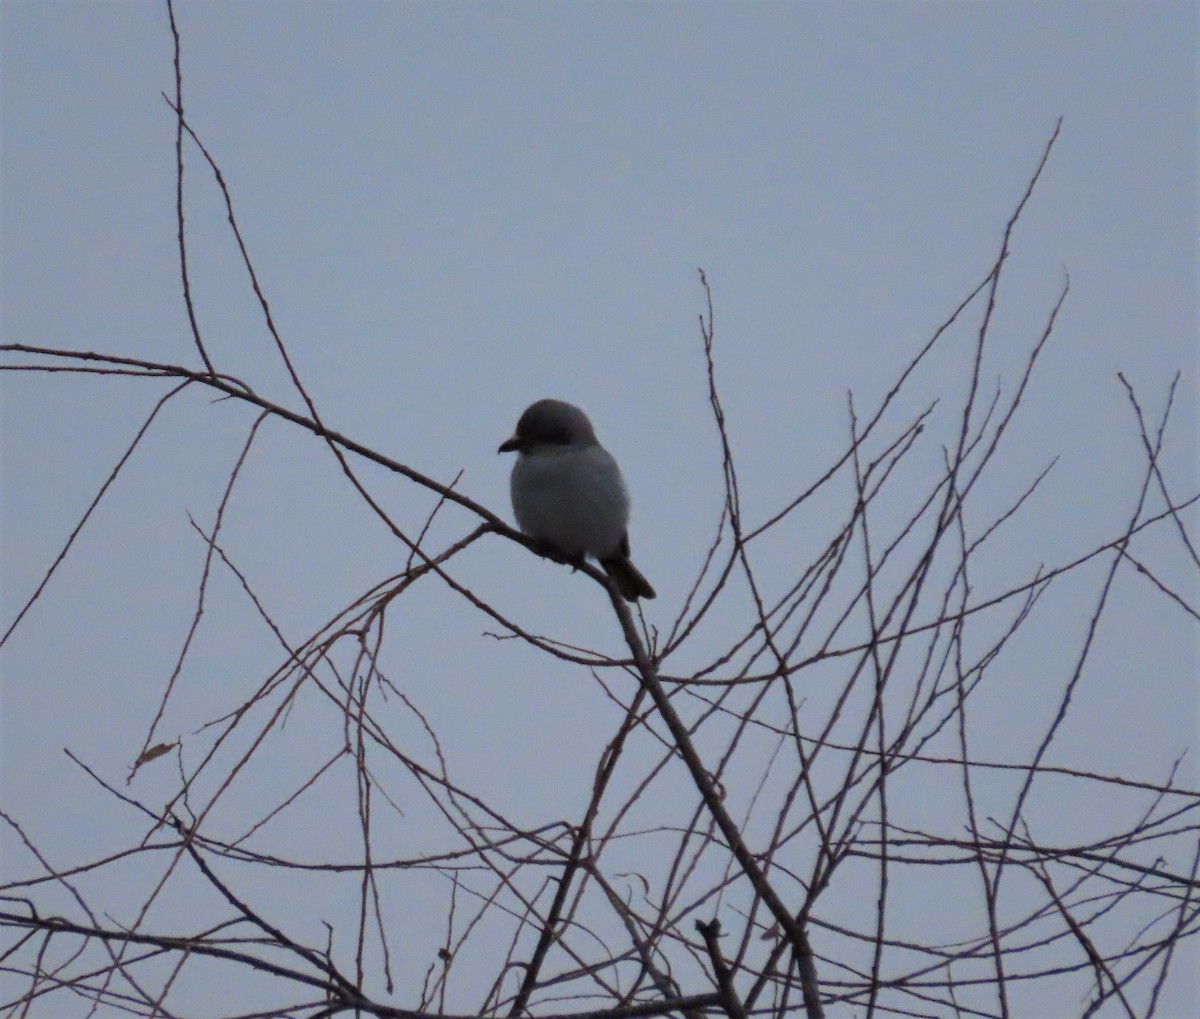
498 399 656 602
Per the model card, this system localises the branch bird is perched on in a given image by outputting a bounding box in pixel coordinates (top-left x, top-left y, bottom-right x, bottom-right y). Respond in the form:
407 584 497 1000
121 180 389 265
498 399 656 602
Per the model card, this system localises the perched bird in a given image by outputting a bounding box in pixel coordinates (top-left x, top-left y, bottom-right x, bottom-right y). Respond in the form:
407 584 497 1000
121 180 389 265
498 399 656 602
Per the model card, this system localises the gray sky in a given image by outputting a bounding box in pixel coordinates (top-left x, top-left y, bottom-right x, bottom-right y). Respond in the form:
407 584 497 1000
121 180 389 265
2 2 1197 1017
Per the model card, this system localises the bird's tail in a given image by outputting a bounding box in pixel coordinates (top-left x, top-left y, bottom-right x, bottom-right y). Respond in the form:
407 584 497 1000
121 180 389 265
601 556 656 602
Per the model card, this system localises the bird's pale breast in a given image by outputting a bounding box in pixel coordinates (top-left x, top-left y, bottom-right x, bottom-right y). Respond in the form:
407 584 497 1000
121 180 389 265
510 445 630 558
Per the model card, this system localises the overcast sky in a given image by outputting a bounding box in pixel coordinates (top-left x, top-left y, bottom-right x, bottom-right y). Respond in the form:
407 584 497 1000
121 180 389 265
2 3 1197 1017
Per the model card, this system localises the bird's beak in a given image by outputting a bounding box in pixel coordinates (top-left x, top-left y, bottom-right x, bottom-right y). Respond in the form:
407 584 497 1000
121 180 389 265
497 436 521 454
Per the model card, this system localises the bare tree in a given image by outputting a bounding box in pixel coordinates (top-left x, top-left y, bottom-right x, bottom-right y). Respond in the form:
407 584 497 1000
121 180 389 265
2 9 1197 1019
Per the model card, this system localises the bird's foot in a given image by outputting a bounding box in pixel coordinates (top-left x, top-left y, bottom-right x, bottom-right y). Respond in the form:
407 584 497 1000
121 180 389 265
531 540 586 572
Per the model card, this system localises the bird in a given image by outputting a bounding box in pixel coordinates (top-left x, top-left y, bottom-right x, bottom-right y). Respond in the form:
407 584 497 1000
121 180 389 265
498 398 656 602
